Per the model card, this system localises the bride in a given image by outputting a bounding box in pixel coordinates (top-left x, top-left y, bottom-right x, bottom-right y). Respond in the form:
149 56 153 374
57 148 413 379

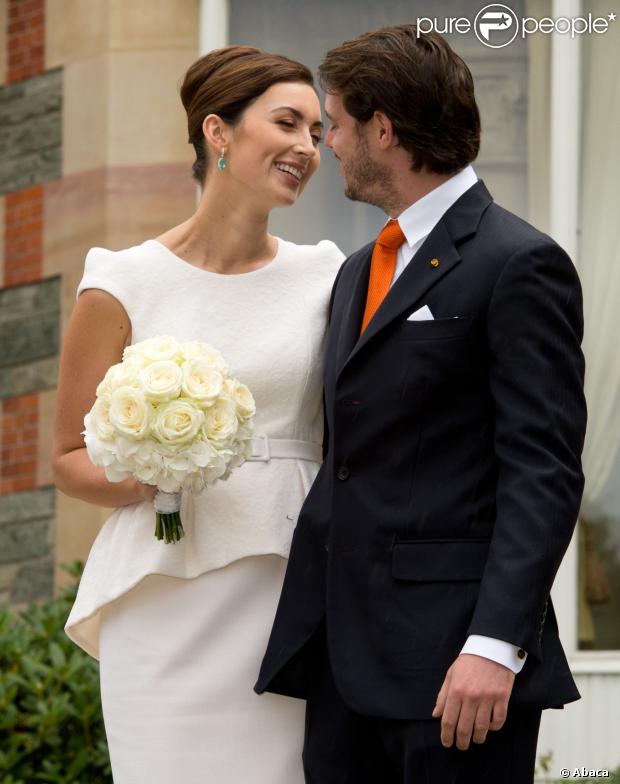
53 45 343 783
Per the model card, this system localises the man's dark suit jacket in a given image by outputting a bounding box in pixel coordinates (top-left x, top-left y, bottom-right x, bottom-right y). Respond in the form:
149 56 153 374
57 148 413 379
255 180 587 720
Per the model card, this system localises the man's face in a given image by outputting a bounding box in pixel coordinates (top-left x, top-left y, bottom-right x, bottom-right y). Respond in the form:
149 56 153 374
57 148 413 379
324 92 393 208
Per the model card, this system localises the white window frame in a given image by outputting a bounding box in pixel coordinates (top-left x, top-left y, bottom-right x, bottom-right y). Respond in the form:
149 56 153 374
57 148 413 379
542 0 620 674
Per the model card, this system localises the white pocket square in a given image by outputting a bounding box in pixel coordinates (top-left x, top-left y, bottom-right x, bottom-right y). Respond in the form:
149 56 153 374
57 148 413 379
407 305 434 321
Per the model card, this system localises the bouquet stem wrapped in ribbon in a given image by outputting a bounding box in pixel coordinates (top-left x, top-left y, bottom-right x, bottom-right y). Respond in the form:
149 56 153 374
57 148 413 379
154 490 183 543
83 336 256 543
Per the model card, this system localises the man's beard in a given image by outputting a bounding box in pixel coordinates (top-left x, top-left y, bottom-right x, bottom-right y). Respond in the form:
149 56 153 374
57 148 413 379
342 132 394 210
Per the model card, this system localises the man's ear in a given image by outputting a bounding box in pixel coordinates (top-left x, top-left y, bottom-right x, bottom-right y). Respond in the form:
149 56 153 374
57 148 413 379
374 111 399 150
202 114 230 154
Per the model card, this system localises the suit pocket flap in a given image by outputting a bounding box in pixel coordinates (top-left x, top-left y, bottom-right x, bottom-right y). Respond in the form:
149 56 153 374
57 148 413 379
392 539 490 582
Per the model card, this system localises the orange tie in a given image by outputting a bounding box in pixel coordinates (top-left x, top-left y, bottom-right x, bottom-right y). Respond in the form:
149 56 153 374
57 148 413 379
360 219 406 334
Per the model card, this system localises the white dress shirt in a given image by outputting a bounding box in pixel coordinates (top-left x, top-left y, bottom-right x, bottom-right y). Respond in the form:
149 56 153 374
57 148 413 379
387 165 527 674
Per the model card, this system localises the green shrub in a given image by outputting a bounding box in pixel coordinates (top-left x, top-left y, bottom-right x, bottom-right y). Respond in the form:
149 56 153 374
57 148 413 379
0 562 111 784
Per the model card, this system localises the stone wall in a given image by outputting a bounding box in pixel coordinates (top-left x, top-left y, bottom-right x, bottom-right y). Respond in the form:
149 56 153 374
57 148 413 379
0 277 60 398
0 68 62 196
0 487 54 604
0 0 56 604
0 0 198 603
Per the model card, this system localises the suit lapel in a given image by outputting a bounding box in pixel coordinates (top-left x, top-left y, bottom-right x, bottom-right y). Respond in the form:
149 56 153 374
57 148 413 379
334 243 373 377
344 222 460 373
336 180 493 381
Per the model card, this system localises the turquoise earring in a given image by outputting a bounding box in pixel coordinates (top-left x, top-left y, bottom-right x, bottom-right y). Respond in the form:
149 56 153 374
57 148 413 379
217 149 226 171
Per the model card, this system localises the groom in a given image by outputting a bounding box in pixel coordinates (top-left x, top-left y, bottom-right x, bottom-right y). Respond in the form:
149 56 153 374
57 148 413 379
256 24 586 783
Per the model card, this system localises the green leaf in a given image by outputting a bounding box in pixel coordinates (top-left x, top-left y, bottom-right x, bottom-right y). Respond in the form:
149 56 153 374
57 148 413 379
48 642 67 670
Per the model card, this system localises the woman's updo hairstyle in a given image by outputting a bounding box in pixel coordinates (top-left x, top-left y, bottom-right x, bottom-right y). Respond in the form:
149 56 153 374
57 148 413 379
181 45 315 186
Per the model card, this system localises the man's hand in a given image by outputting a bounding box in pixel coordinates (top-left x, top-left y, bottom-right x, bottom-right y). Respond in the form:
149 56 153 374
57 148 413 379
431 654 515 751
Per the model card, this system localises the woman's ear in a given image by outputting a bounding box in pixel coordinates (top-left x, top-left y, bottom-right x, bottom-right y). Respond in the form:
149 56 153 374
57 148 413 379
202 114 230 155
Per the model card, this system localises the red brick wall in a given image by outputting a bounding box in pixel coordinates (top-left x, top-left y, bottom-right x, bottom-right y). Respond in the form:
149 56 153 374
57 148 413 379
4 186 44 286
0 395 39 495
7 0 45 84
1 0 46 496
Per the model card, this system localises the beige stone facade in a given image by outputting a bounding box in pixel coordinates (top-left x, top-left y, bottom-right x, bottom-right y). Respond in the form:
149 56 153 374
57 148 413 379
47 2 199 588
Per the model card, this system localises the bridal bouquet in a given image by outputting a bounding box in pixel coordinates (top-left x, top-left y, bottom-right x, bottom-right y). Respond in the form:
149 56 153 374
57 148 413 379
83 335 255 543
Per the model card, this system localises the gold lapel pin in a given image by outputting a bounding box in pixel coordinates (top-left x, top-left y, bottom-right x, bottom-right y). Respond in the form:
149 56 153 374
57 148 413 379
430 258 440 267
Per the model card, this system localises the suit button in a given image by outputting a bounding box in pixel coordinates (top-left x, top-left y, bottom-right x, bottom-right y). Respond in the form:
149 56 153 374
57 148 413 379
337 466 350 481
517 648 526 660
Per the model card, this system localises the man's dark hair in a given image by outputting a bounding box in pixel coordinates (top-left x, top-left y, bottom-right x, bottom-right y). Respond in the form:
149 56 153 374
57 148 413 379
318 25 480 174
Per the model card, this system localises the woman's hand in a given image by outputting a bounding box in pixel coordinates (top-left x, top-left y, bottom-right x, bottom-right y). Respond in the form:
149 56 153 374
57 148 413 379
134 480 158 503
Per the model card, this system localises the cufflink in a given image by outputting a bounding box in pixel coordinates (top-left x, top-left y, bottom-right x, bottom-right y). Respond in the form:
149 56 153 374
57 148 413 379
517 648 526 659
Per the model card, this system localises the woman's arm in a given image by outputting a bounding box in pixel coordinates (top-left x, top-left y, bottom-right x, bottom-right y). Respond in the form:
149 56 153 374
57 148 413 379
52 289 156 507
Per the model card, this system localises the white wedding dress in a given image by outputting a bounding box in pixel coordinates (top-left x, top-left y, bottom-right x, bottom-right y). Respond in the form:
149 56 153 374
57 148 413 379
65 236 344 783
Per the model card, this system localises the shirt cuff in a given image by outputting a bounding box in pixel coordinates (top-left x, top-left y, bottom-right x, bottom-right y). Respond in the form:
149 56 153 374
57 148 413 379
460 635 527 674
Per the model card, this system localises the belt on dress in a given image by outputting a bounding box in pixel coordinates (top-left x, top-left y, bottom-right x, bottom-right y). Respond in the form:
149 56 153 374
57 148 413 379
245 435 322 463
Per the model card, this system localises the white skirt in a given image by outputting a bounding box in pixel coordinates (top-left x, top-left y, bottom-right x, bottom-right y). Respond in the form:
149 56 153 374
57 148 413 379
99 555 305 784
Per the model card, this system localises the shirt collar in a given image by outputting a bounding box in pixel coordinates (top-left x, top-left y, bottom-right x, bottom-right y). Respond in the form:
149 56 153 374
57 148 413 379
395 165 478 249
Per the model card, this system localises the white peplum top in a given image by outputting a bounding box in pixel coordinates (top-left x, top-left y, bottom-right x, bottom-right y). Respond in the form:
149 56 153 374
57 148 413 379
64 237 344 658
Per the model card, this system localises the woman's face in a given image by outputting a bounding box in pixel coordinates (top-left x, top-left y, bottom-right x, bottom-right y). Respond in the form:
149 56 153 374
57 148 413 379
223 81 323 208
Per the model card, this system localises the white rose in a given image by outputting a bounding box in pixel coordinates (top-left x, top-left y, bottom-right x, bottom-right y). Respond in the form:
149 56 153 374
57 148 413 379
90 396 114 440
153 399 204 447
224 378 256 422
108 386 152 439
95 371 114 398
181 361 223 406
180 341 229 375
124 335 182 363
203 397 239 447
139 360 183 402
96 357 143 397
114 356 146 384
